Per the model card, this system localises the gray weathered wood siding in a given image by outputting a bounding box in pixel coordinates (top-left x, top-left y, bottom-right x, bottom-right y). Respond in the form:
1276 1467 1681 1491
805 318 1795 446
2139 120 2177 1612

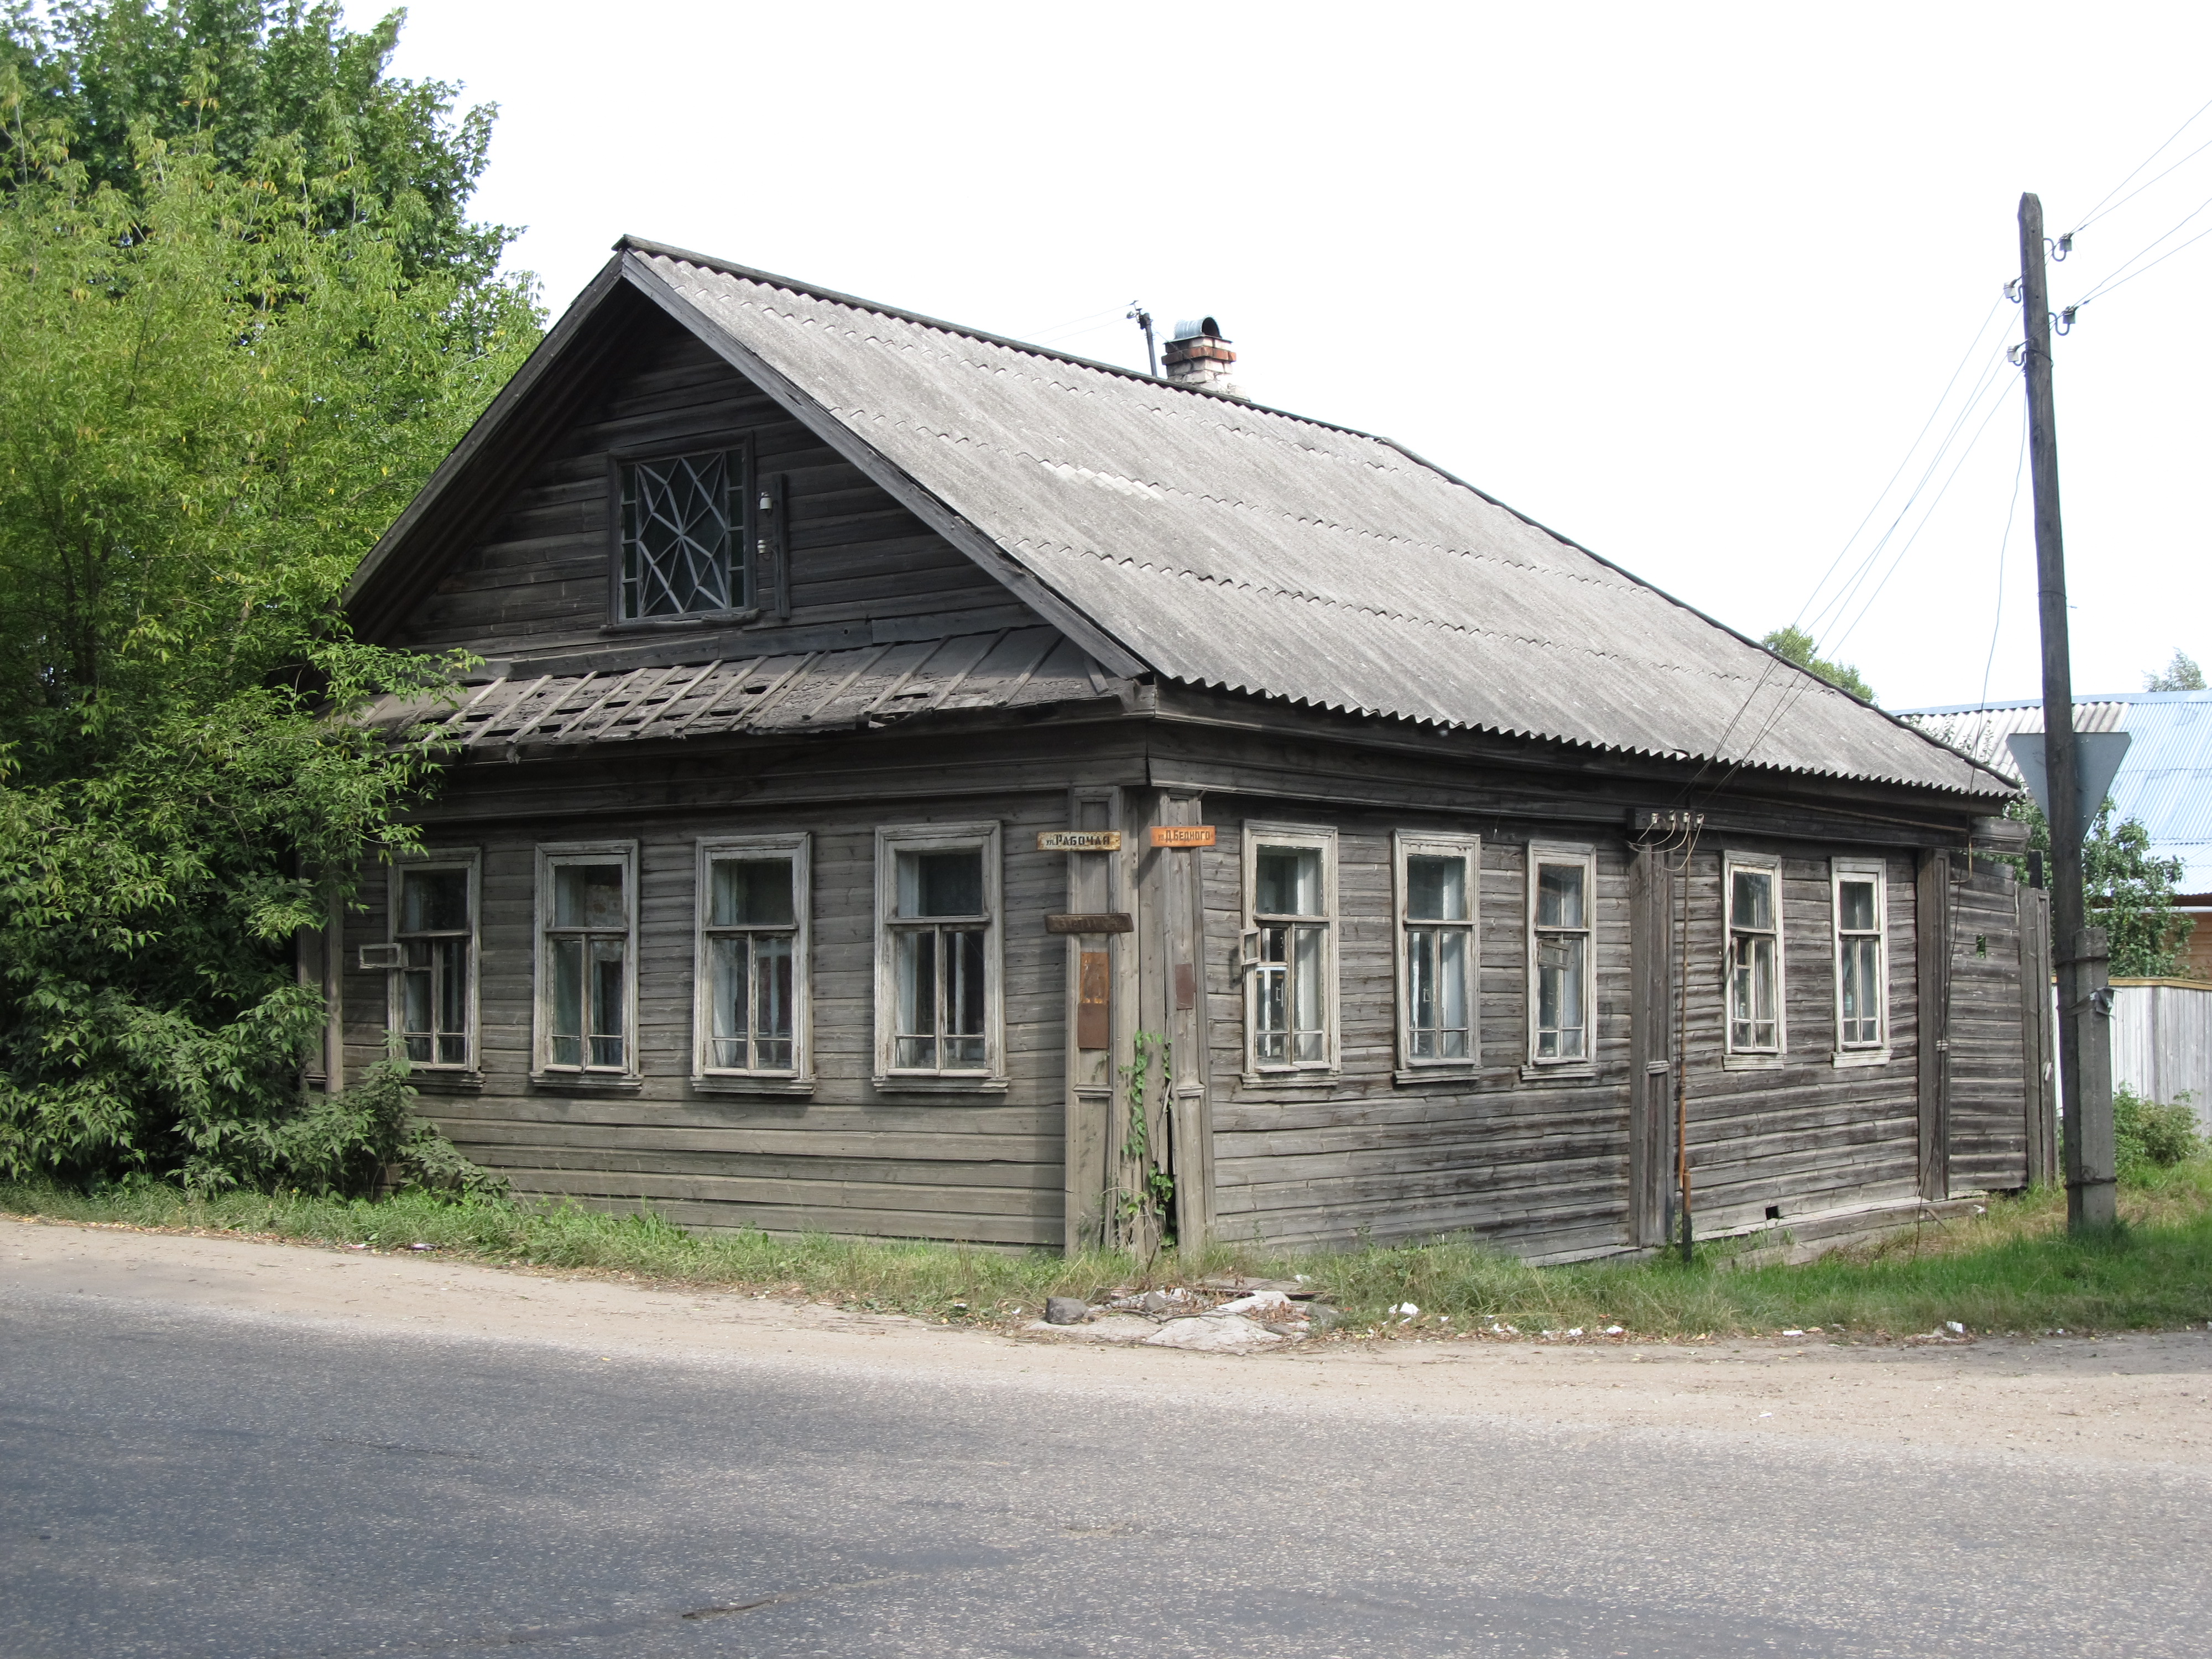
1670 848 1922 1234
1946 860 2031 1193
395 315 1025 662
340 787 1074 1246
1202 808 1636 1260
1198 817 1934 1256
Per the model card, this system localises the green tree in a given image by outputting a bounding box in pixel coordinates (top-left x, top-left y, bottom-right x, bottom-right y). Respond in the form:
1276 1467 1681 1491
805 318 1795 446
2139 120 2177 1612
2 2 513 287
2146 649 2205 692
0 112 538 1188
1760 624 1876 704
2009 797 2194 978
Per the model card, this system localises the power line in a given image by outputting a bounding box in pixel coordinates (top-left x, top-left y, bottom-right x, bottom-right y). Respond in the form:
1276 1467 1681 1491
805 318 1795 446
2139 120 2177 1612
2065 92 2212 237
1665 298 2016 813
1822 362 2020 657
2068 132 2212 242
1717 364 2021 790
2069 191 2212 310
1798 336 2017 646
1976 408 2031 716
1789 297 2006 635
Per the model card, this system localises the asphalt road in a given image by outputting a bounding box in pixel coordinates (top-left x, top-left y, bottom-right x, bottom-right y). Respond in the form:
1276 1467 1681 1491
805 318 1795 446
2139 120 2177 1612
4 1279 2208 1657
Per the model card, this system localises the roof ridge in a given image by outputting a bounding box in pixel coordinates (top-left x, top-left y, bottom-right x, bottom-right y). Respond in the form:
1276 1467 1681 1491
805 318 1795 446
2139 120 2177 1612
617 234 1391 439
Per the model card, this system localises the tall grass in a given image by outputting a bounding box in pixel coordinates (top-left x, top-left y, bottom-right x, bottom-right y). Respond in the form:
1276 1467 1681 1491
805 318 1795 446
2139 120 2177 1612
8 1160 2210 1340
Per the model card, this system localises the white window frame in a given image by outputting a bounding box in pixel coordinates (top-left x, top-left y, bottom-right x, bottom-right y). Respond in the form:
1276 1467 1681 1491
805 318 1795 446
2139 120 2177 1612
873 822 1006 1092
385 848 481 1076
694 833 813 1093
1393 831 1481 1079
1524 841 1598 1078
1239 822 1340 1083
1723 850 1787 1067
533 840 641 1085
1830 857 1890 1067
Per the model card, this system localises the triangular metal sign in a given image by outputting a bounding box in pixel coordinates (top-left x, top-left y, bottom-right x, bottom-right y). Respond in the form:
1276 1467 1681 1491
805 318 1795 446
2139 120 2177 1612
2007 729 2131 835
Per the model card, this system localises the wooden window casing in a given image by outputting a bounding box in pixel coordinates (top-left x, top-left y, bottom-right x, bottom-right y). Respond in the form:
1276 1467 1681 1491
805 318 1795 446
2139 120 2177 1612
387 850 480 1074
1394 832 1480 1079
533 841 641 1085
695 834 812 1093
1831 858 1890 1067
873 823 1006 1092
1240 823 1339 1082
1724 851 1786 1065
612 440 755 623
1525 842 1597 1076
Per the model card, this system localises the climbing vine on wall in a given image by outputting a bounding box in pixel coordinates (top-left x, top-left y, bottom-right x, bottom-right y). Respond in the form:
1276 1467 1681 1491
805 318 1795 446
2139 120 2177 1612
1116 1030 1176 1244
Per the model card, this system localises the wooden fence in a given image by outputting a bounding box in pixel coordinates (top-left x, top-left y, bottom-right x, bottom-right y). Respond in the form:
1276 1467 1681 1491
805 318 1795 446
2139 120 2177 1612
2109 979 2212 1128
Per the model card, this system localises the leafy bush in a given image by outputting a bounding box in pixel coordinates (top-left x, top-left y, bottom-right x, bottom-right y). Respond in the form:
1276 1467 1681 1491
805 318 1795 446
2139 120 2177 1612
2115 1086 2203 1178
264 1062 505 1200
0 50 537 1196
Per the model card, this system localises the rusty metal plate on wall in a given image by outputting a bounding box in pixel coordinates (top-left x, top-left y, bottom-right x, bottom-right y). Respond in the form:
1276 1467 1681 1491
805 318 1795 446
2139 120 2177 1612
1077 951 1112 1050
1149 825 1217 848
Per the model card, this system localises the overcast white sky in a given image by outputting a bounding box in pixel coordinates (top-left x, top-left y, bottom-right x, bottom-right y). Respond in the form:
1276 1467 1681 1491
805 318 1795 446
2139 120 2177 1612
389 1 2210 709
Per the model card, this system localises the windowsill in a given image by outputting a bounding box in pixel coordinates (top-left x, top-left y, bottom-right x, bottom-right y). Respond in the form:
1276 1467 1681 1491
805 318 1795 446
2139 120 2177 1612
1721 1053 1786 1072
1240 1069 1341 1089
691 1074 816 1097
530 1071 646 1094
602 608 760 633
1832 1047 1892 1069
872 1074 1011 1095
406 1070 484 1094
1519 1062 1598 1083
1394 1064 1481 1087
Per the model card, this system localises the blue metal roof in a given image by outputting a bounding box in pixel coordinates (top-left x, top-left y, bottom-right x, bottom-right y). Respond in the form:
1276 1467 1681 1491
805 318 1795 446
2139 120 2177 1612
1898 691 2212 892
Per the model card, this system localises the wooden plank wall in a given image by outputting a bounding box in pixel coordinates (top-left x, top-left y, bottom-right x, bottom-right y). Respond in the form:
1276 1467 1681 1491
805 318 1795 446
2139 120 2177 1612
397 314 1028 661
1666 848 1923 1235
1202 807 1637 1261
1948 860 2031 1192
340 789 1073 1246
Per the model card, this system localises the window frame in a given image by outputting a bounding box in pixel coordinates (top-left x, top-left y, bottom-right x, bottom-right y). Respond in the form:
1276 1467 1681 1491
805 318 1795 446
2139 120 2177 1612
533 840 642 1087
1392 831 1481 1080
1830 857 1891 1067
608 439 757 626
1722 850 1787 1067
873 822 1006 1092
1524 841 1598 1078
1239 822 1340 1083
692 833 813 1092
385 848 481 1078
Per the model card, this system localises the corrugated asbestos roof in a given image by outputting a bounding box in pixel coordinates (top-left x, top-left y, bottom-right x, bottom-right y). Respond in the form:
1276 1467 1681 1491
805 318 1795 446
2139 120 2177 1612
366 628 1115 753
1900 693 2212 888
620 242 2007 797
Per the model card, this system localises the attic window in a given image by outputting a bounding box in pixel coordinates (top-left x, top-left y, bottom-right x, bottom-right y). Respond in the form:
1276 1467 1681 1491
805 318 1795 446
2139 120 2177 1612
619 450 747 618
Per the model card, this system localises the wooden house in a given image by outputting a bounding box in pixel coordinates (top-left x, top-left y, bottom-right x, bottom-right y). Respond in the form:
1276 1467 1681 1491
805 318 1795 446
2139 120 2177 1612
324 238 2052 1260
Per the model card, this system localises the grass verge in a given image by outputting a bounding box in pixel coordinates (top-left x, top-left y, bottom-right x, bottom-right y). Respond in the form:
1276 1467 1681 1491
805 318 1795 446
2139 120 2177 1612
6 1161 2210 1342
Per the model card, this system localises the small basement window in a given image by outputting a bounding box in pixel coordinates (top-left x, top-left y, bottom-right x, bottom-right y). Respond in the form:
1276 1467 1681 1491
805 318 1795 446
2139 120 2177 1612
618 448 748 618
536 842 639 1078
1725 852 1786 1058
696 835 811 1084
874 823 1004 1087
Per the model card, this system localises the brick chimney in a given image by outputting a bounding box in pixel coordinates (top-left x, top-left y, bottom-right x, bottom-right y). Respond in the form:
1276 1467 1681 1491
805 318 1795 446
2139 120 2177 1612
1162 316 1241 397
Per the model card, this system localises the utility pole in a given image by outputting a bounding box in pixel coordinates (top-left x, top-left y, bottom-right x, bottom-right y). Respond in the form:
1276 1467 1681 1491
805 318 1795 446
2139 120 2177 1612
2018 191 2116 1231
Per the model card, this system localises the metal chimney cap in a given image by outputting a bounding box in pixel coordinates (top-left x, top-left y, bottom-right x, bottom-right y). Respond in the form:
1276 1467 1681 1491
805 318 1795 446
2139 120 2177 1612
1168 316 1225 342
